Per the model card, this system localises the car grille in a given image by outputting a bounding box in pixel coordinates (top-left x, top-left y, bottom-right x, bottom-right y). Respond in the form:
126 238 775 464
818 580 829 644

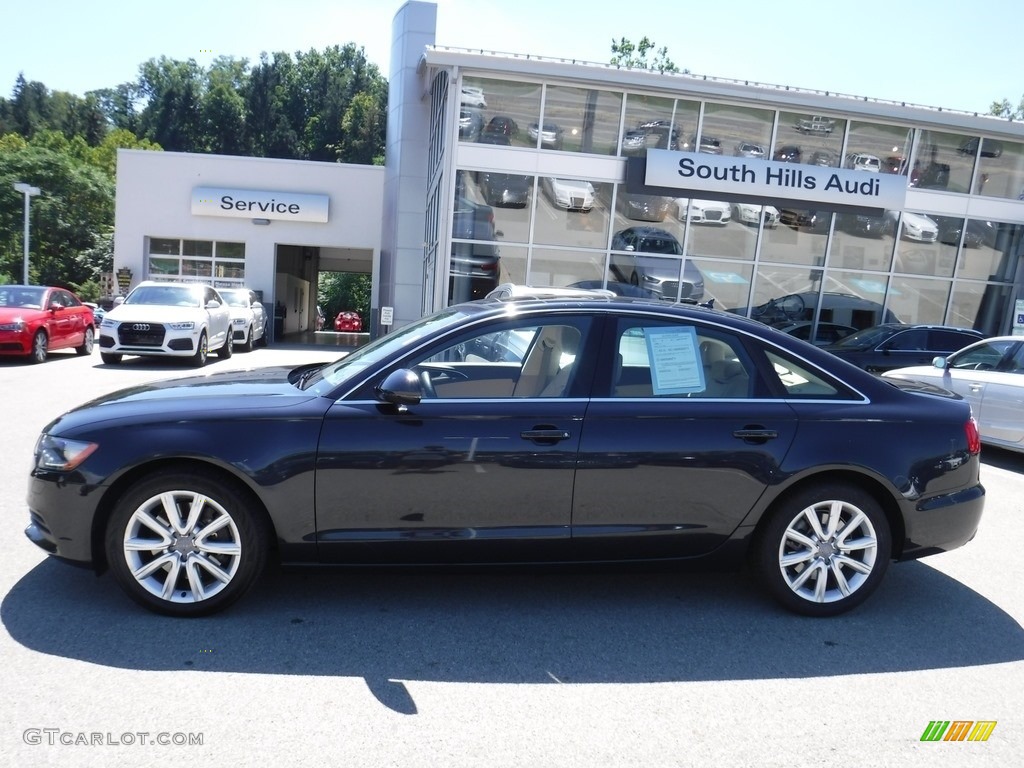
570 197 586 209
117 322 166 346
704 210 723 222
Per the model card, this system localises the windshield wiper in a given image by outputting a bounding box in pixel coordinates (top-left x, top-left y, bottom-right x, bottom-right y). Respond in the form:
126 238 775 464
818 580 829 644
296 364 325 390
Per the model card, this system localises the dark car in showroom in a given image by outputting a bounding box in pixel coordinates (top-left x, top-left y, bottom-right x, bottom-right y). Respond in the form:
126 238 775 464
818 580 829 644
26 294 985 618
823 323 984 373
609 227 705 300
835 212 891 238
477 171 531 208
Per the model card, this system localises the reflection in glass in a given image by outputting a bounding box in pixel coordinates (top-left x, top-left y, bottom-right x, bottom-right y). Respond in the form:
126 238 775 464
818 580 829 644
832 212 895 271
948 282 1012 336
690 257 754 311
528 247 607 288
886 276 951 326
620 94 697 157
542 85 623 155
845 121 914 183
912 130 976 192
818 271 897 327
760 209 829 266
460 77 541 149
702 102 774 163
974 138 1024 200
609 225 705 300
535 178 609 249
956 220 1020 282
776 111 846 168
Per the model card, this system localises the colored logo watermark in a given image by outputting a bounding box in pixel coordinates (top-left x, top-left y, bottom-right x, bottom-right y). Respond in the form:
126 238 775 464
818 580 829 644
920 720 997 742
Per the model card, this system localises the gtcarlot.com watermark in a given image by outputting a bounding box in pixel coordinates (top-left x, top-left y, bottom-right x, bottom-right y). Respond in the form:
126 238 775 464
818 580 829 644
23 729 203 747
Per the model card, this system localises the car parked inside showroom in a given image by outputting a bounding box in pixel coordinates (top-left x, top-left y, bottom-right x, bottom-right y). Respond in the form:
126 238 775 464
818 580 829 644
0 284 94 363
883 335 1024 454
477 171 531 208
25 293 985 618
541 177 595 212
98 281 233 367
822 323 984 373
218 288 269 352
610 226 705 300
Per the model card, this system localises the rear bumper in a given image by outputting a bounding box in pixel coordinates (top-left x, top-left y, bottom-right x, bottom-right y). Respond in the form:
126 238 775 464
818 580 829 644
899 483 985 560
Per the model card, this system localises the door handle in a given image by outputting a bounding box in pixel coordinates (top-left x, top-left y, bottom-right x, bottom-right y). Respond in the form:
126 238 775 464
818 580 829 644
733 428 778 444
521 428 571 445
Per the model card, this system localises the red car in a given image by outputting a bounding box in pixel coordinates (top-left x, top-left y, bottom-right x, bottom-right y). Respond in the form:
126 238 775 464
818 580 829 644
0 285 95 363
334 311 362 332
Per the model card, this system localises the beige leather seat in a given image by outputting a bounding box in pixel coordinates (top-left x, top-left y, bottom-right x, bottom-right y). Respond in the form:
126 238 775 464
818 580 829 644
513 325 574 397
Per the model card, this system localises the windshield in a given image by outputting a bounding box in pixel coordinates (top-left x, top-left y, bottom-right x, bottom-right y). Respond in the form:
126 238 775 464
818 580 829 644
218 290 249 307
316 307 475 389
0 286 45 309
125 285 201 307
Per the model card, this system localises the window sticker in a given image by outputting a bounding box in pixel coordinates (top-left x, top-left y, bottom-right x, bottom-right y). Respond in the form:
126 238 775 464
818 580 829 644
644 326 705 395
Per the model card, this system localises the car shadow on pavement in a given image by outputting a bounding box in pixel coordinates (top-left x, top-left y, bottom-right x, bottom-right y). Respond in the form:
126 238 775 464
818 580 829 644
4 559 1023 714
981 445 1024 473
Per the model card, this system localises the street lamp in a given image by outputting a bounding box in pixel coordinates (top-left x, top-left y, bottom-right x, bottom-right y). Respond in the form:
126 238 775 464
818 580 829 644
13 182 41 285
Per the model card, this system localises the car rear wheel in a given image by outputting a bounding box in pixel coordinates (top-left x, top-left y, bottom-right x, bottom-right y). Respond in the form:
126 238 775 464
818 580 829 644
101 352 122 365
29 330 48 364
256 318 269 347
191 331 208 367
218 331 234 359
76 326 95 355
104 470 269 617
755 482 891 617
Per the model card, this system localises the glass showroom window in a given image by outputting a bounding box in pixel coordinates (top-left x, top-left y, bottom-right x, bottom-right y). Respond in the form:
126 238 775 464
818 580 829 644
145 238 245 281
460 76 541 149
760 208 830 267
912 129 977 192
620 94 697 157
535 176 610 250
972 138 1024 200
947 281 1013 335
844 120 915 179
745 265 824 325
465 169 534 247
215 241 246 280
814 270 896 329
677 195 758 263
530 247 608 290
895 214 958 278
956 220 1021 283
541 84 622 156
886 275 952 326
701 101 774 163
690 257 754 313
831 211 895 272
774 111 847 168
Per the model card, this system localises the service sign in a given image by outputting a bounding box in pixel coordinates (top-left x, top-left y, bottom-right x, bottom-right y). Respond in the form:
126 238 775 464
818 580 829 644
191 187 329 223
645 149 907 211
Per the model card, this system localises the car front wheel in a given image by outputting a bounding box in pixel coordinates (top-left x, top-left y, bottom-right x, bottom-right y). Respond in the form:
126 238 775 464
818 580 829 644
755 482 891 617
101 352 122 365
191 331 208 367
240 325 253 352
104 470 269 617
218 331 234 359
29 330 48 363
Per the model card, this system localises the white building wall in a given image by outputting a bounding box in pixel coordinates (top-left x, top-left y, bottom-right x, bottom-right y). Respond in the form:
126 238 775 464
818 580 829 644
114 149 384 333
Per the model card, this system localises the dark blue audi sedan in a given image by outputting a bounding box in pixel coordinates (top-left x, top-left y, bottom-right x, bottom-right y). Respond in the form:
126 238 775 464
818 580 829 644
26 293 985 618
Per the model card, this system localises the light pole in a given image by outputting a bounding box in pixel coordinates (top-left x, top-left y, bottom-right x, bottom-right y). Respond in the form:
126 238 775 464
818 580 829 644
13 182 41 285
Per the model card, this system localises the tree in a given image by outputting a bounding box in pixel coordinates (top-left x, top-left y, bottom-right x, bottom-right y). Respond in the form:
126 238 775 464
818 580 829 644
318 271 371 325
610 37 684 74
136 57 205 151
989 96 1024 120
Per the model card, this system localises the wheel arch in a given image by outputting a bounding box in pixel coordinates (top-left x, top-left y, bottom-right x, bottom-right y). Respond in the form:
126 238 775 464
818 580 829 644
749 469 906 560
89 457 278 574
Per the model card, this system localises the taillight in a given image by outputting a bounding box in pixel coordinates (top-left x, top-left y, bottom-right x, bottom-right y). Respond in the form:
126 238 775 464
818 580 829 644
965 417 981 455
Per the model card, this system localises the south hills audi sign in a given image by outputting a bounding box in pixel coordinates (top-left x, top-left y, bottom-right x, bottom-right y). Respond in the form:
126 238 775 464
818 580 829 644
642 149 907 211
191 187 330 223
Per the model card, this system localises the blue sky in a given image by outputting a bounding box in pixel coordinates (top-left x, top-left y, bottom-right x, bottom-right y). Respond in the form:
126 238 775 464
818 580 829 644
2 0 1020 116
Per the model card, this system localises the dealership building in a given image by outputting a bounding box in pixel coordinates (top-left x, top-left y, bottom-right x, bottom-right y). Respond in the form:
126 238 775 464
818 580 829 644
113 0 1024 341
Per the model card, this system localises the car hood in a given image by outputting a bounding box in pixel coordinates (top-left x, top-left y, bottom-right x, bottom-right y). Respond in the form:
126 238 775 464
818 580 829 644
43 365 329 435
105 305 207 322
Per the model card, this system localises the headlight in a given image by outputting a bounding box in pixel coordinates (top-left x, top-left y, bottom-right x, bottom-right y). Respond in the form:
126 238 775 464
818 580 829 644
34 434 98 471
100 318 116 329
233 317 246 326
0 320 25 331
168 321 195 330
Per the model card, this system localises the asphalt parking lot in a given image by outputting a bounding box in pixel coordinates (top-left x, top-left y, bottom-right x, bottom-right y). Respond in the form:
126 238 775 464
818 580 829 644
1 345 1021 767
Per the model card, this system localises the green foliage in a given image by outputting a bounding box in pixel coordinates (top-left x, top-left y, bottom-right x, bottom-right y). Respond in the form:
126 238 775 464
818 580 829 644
610 37 684 75
989 96 1024 120
318 271 371 325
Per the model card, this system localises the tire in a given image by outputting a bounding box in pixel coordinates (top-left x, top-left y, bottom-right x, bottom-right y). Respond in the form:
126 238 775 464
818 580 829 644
29 330 48 364
218 331 234 359
240 325 254 353
256 318 269 347
755 482 891 617
191 331 208 367
101 352 122 365
76 326 95 356
104 470 269 617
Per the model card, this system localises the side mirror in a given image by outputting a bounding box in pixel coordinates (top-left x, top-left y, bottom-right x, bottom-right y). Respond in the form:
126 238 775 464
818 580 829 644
376 369 423 406
113 296 125 306
206 300 221 309
932 356 948 369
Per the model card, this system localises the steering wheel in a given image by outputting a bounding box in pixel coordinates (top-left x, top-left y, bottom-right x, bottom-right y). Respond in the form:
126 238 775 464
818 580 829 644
419 369 437 398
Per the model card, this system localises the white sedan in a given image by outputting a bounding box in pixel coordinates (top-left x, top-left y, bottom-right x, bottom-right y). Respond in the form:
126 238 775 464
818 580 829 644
675 198 731 225
882 336 1024 454
541 177 595 212
732 202 780 228
899 212 939 242
99 281 233 367
219 287 269 352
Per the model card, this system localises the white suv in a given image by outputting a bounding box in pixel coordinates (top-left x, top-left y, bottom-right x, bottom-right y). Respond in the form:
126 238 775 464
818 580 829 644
99 281 233 367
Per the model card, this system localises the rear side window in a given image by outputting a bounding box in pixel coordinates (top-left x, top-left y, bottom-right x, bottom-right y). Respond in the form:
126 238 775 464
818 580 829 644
765 351 842 398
